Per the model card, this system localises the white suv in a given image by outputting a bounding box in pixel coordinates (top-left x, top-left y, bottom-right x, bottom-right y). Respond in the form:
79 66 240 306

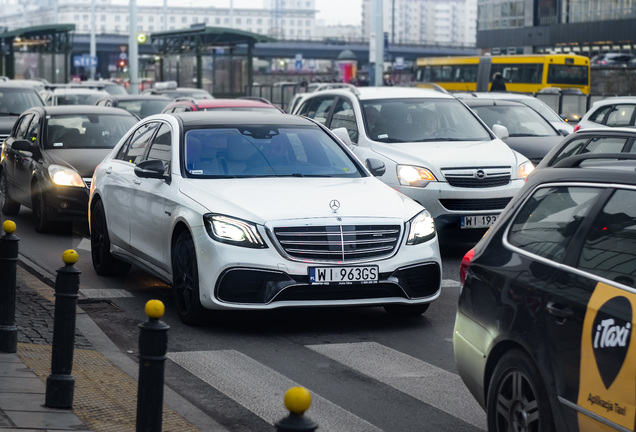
292 86 534 241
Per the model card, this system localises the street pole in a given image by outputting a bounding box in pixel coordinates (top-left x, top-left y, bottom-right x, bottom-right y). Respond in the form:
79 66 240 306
90 0 96 79
129 0 139 94
374 0 384 86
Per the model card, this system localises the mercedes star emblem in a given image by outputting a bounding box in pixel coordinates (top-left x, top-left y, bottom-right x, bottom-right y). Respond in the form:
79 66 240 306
329 199 340 212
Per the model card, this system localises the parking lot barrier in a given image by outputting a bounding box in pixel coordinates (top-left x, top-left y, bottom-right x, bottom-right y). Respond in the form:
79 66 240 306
275 386 318 431
45 249 81 408
0 220 19 353
136 299 170 432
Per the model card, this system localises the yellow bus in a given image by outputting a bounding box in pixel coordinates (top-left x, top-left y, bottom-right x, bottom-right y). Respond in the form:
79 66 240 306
415 54 591 94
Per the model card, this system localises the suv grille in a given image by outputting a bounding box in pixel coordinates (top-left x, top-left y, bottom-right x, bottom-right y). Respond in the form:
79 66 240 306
440 198 511 211
274 225 401 262
442 167 512 188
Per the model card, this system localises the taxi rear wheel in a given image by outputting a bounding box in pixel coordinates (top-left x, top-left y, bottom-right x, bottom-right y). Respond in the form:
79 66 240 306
487 349 555 432
171 230 205 326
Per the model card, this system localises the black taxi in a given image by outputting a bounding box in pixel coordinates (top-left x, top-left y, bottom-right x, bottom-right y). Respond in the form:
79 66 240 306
454 153 636 432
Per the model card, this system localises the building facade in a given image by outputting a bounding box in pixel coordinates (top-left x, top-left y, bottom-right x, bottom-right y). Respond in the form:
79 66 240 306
361 0 477 47
477 0 636 56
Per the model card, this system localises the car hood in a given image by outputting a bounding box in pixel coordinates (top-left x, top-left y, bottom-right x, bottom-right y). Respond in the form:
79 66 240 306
503 136 563 165
370 139 525 172
46 149 112 177
0 116 19 134
180 177 424 223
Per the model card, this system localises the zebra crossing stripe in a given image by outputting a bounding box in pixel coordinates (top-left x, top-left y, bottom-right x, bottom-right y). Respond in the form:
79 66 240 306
306 342 487 429
167 350 383 432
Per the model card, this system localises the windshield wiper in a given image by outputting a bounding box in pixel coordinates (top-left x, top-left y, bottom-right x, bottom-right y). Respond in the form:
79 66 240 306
0 112 21 116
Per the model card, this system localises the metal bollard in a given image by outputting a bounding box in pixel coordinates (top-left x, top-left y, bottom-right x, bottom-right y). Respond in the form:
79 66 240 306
136 299 170 432
0 220 19 353
275 387 318 432
45 249 81 409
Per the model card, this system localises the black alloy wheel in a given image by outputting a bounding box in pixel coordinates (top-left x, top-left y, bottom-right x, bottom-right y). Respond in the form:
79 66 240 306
32 182 54 233
0 172 20 215
90 199 131 276
172 230 205 325
487 349 555 432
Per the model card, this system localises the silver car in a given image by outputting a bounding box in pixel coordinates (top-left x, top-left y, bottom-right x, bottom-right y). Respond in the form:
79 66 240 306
292 86 534 241
574 96 636 132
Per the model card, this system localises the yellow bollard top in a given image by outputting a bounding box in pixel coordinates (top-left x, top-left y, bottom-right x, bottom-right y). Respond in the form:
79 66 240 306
145 299 165 319
2 220 16 234
62 249 78 265
284 386 312 415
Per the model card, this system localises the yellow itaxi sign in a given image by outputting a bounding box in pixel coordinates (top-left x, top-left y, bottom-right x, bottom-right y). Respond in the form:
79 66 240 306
578 282 635 431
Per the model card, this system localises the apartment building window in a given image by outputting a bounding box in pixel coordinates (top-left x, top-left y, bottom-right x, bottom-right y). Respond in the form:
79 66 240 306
247 18 252 24
115 15 120 22
170 16 175 23
149 16 154 22
257 18 262 24
182 17 187 23
236 18 242 24
215 17 221 24
101 14 106 21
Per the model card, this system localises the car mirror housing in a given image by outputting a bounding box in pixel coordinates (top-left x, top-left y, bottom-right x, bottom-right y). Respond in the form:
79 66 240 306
365 158 386 177
331 127 354 148
11 139 37 154
134 159 169 180
491 124 509 140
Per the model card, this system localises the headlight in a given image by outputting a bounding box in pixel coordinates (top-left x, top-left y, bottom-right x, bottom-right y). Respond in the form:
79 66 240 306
203 214 266 248
517 161 535 179
406 210 436 245
48 164 85 187
397 165 437 187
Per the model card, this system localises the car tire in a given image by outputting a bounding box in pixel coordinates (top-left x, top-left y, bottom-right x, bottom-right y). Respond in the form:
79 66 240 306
0 172 20 216
172 230 205 325
32 182 54 233
90 199 131 276
383 303 430 316
487 349 555 432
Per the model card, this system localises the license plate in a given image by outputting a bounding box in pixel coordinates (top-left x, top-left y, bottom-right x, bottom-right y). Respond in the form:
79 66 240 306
309 266 379 285
461 215 498 229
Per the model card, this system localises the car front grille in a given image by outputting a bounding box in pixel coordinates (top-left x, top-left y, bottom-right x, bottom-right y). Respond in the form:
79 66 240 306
440 198 512 211
273 225 402 262
442 167 512 188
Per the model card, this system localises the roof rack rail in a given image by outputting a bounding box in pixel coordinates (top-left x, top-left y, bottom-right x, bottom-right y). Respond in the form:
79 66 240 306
416 82 449 94
553 153 636 168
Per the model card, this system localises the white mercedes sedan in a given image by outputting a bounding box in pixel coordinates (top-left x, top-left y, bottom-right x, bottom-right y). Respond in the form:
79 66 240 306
89 111 442 324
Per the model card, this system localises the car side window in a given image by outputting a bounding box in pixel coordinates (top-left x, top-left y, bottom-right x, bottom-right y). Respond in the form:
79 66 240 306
145 123 172 175
606 104 636 127
551 136 630 165
115 122 159 164
578 189 636 288
14 114 34 139
302 96 335 125
329 98 358 143
25 113 40 144
507 186 605 263
589 106 613 124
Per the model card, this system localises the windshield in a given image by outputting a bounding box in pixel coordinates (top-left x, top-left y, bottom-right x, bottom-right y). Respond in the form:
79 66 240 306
471 104 558 137
519 98 562 123
361 98 492 142
183 126 363 178
118 100 171 118
45 114 138 149
55 92 106 106
0 87 44 115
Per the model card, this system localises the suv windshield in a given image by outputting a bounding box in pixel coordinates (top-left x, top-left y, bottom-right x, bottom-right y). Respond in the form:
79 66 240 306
0 87 44 115
362 98 491 143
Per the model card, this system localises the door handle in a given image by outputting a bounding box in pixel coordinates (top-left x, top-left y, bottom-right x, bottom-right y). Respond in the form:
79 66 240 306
546 301 574 319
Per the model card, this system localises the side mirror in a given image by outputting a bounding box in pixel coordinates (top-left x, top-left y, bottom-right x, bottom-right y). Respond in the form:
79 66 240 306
558 128 570 136
331 127 353 149
134 159 169 180
11 139 37 154
365 158 386 177
491 124 509 140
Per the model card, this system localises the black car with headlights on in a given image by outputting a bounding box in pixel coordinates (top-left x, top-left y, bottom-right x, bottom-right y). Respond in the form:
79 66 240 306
454 153 636 432
0 105 138 232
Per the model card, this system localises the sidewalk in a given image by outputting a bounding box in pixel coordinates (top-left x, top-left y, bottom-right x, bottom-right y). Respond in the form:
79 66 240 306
0 262 229 432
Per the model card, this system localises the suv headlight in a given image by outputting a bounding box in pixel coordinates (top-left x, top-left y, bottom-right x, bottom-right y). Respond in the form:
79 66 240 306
204 214 266 248
397 165 437 187
48 164 85 187
406 210 436 245
517 161 535 179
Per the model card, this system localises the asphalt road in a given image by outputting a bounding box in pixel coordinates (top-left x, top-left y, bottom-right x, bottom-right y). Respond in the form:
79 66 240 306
5 208 483 432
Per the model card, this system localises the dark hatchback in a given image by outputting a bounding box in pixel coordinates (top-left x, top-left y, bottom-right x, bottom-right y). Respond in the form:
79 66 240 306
0 105 138 232
454 154 636 432
0 82 45 144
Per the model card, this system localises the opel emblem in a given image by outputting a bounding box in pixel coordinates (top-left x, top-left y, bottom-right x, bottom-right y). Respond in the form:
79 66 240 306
475 169 486 179
329 199 340 212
